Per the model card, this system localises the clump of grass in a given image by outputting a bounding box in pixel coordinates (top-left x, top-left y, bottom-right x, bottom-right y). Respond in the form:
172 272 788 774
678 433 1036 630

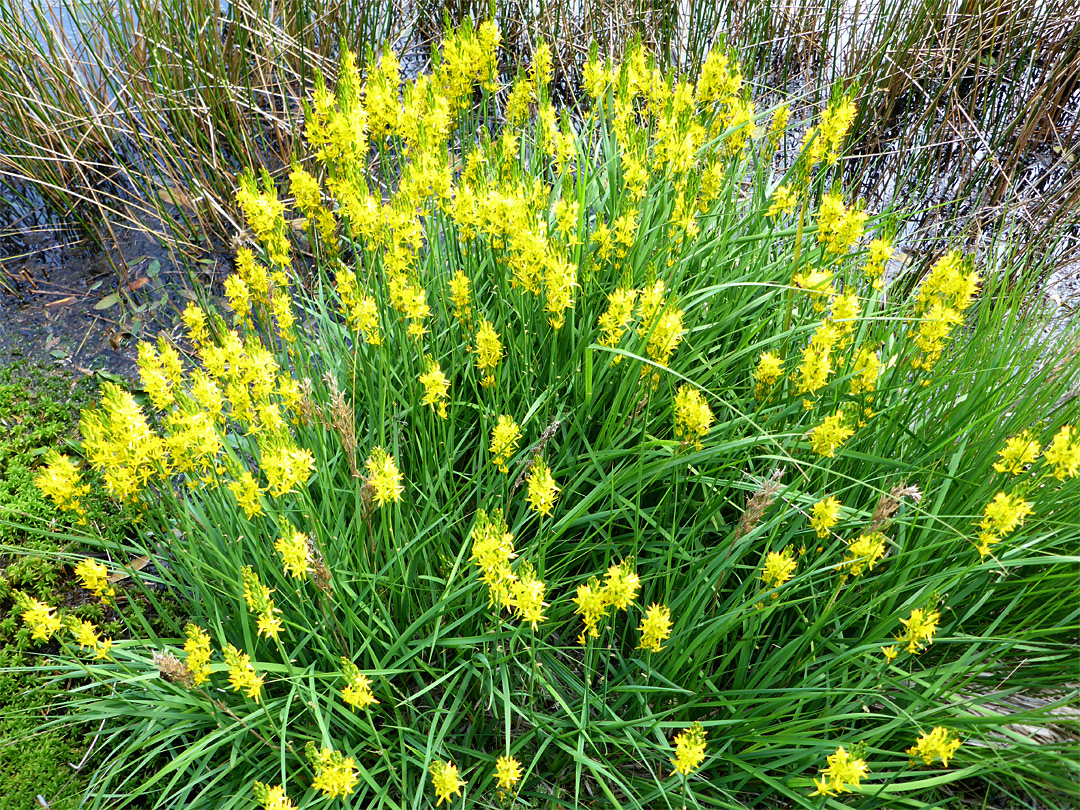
12 27 1080 810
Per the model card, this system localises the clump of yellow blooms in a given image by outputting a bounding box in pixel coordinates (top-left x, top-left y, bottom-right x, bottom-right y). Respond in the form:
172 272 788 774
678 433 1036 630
754 352 784 400
910 250 980 371
75 557 115 600
638 603 673 653
489 416 521 474
810 745 869 796
526 457 560 516
597 287 638 351
509 562 548 627
241 565 283 640
573 578 608 643
474 318 503 386
810 496 842 538
430 759 464 806
340 658 378 710
81 382 166 502
253 782 297 810
494 755 522 791
1043 425 1080 480
897 607 941 654
228 470 264 518
809 410 854 457
68 617 112 659
768 183 798 218
907 727 962 767
670 722 707 776
34 451 90 516
975 491 1034 557
447 270 472 325
224 643 264 701
864 237 893 289
673 385 714 449
307 743 359 800
816 190 868 255
841 531 888 576
419 358 450 419
365 446 404 507
761 547 797 592
470 509 518 610
183 624 212 686
274 527 312 580
993 432 1041 474
18 593 63 641
336 267 381 345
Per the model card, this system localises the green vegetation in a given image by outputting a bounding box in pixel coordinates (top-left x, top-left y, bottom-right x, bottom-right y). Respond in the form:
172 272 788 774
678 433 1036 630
0 364 114 809
11 27 1079 810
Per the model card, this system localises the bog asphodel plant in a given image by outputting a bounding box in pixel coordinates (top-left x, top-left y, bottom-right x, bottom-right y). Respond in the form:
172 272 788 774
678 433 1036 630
22 21 1078 810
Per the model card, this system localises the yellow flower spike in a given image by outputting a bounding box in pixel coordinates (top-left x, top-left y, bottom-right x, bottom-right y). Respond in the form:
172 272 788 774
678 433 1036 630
881 645 899 662
638 603 673 653
809 496 842 538
761 547 797 590
673 385 714 450
20 595 63 641
223 643 264 702
364 446 403 507
227 471 264 519
488 416 521 474
253 781 298 810
494 755 522 791
1043 424 1080 480
907 727 962 767
841 531 888 577
525 458 559 516
573 578 608 643
340 659 379 711
602 560 640 611
993 432 1041 475
767 183 798 218
274 529 312 580
75 558 115 600
809 745 868 796
897 607 941 654
670 722 707 776
753 351 783 399
509 563 547 627
474 318 503 385
430 759 464 807
809 410 854 457
35 451 90 515
307 743 359 800
419 359 450 419
261 443 315 497
183 624 212 685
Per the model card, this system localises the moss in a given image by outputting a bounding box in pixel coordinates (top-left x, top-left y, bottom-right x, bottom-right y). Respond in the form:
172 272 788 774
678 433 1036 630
0 363 134 807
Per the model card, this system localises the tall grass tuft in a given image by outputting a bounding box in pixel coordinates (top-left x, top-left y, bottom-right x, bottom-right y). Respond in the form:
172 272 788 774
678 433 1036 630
10 24 1080 810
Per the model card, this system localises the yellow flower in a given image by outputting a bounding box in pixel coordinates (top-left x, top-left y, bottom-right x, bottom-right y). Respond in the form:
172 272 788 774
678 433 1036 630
253 781 297 810
35 451 90 515
993 432 1041 475
602 560 640 611
256 607 283 640
753 351 783 399
494 756 522 791
262 443 315 497
274 529 311 580
809 496 841 538
907 727 962 767
75 558 115 600
341 658 379 710
526 458 559 516
474 318 503 385
673 385 714 449
183 624 212 685
761 547 797 590
19 595 62 641
670 722 707 776
509 563 547 627
809 410 854 457
228 471 264 518
638 603 673 653
223 643 264 701
975 491 1034 556
767 183 798 218
881 645 898 662
1043 425 1080 480
419 359 450 419
307 744 359 800
430 759 464 806
365 446 404 507
489 416 521 474
448 270 472 324
898 607 941 654
597 288 638 349
842 531 887 577
809 745 868 796
470 509 518 610
573 578 608 642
